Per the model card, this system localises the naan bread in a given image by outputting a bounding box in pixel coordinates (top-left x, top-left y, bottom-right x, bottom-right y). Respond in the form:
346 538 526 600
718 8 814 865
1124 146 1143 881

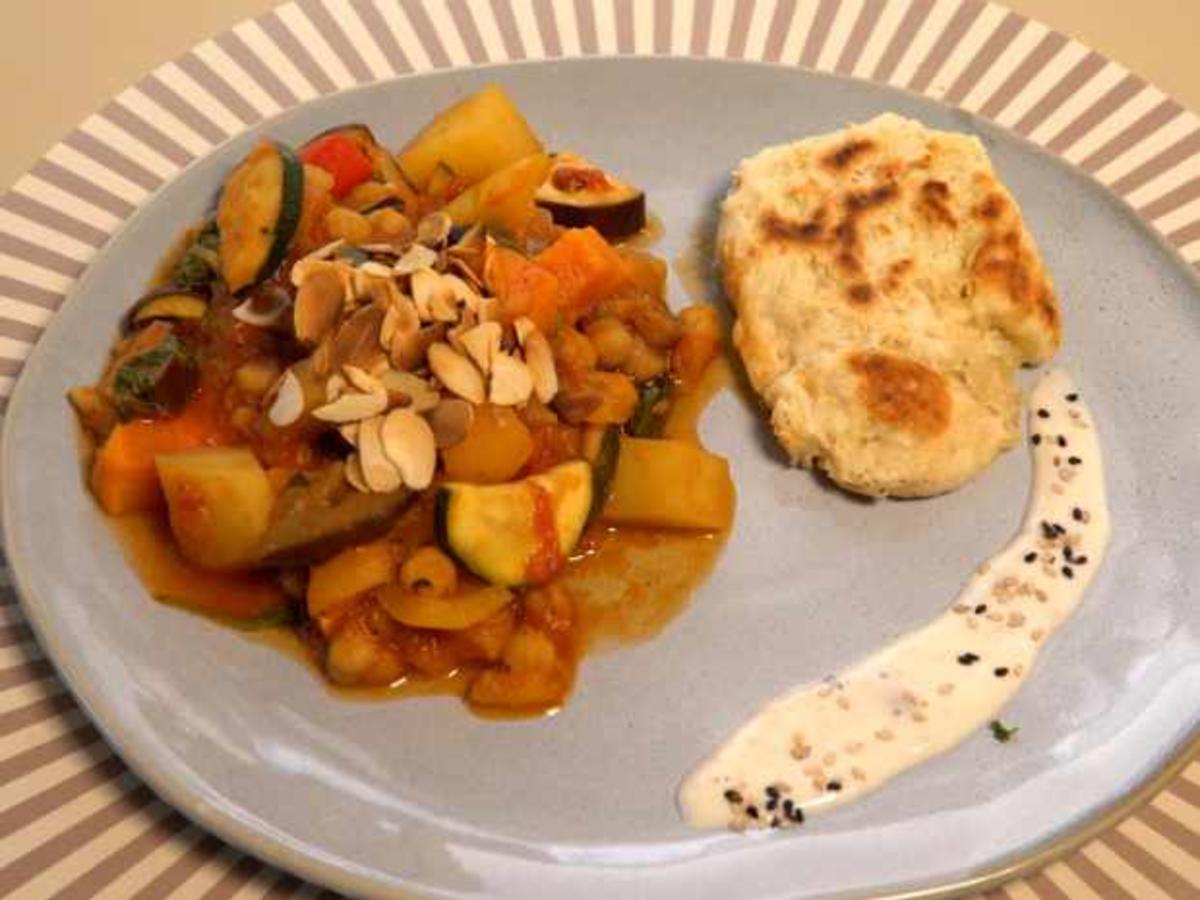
720 113 1061 497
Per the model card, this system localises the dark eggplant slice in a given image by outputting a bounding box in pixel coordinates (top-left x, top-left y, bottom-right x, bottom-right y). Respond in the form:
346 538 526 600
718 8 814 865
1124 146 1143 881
110 329 197 421
255 463 411 567
535 154 646 240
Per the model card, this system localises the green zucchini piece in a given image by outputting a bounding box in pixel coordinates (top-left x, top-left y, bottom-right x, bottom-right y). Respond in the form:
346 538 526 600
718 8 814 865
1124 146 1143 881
111 331 197 421
436 460 593 587
628 379 670 437
125 290 208 332
217 141 304 292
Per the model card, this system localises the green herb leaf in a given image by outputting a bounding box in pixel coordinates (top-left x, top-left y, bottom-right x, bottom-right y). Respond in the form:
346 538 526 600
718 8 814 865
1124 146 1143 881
989 719 1019 743
628 379 670 438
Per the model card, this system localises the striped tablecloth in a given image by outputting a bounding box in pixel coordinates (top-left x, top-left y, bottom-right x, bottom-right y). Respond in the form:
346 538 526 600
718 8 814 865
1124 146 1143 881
1 1 1197 897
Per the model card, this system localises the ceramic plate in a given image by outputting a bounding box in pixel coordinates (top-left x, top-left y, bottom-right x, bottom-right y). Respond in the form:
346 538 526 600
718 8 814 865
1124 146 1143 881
4 57 1198 899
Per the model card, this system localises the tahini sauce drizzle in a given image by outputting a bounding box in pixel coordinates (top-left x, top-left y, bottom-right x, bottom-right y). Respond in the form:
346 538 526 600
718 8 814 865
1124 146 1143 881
679 370 1110 830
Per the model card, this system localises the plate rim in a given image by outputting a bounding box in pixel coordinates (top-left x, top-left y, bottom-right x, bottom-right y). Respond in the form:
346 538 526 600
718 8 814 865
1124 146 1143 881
1 1 1198 897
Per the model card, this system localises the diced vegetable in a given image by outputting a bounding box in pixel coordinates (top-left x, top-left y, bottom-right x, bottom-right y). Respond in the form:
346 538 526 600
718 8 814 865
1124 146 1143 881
217 142 305 292
292 164 335 255
307 540 395 623
582 425 620 523
156 447 273 570
437 460 593 587
169 221 220 290
90 404 219 514
444 152 552 234
113 514 287 623
483 246 560 334
305 124 406 188
126 290 208 332
256 464 411 567
398 85 543 188
110 332 196 421
555 370 638 425
441 404 534 484
672 305 723 387
535 154 646 239
601 437 734 530
535 227 629 310
378 583 513 630
299 133 374 199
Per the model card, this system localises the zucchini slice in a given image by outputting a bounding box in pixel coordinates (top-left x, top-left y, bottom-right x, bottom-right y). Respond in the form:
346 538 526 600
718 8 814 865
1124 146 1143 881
217 141 304 292
582 425 620 524
125 290 208 332
437 460 593 587
535 153 646 240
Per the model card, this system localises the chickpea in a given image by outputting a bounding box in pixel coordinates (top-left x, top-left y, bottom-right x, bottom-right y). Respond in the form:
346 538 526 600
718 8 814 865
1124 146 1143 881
399 546 459 596
503 626 558 672
622 337 668 382
326 622 402 686
323 206 372 245
343 180 393 212
628 299 682 349
367 207 413 244
552 326 598 377
585 317 635 369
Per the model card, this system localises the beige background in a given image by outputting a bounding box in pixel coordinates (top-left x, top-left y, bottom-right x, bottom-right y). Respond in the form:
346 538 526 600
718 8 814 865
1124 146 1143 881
0 1 1196 191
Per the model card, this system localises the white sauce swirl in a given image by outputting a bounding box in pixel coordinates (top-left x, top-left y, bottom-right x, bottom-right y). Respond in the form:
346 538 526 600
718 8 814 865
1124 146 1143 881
680 370 1110 830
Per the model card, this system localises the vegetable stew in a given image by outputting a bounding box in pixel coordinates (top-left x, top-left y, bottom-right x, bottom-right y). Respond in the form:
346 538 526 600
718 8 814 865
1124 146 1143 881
69 85 733 716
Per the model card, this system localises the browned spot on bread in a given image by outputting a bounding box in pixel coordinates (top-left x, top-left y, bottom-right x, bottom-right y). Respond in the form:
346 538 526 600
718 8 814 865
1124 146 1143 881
823 139 874 170
973 229 1059 332
848 351 952 437
848 283 874 304
884 258 914 292
975 193 1007 220
919 180 957 227
761 209 825 243
845 183 897 213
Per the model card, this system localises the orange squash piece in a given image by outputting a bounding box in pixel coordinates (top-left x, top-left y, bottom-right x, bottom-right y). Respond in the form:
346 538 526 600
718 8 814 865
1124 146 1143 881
484 246 561 334
90 401 228 515
534 227 629 311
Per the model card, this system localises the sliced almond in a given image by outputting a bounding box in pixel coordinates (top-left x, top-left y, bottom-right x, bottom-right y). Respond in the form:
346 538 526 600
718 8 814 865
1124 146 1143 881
296 239 346 270
380 296 420 350
428 342 486 403
390 323 444 372
394 243 439 275
416 211 452 247
294 266 346 344
343 364 383 395
523 329 559 404
268 369 305 427
409 268 439 321
458 321 502 376
513 316 537 347
325 372 348 403
380 408 436 490
232 291 289 328
428 398 474 448
344 453 369 493
358 416 403 492
442 273 481 311
329 305 386 373
379 369 439 412
358 260 395 279
489 352 534 406
338 423 360 445
311 387 388 423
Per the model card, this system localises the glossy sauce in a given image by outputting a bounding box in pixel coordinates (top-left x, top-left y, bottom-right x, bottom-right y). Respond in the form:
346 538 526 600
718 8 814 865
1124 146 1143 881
680 371 1109 829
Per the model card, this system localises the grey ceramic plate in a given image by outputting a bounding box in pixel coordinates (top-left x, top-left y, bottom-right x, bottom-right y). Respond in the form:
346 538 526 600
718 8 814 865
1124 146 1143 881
4 59 1199 900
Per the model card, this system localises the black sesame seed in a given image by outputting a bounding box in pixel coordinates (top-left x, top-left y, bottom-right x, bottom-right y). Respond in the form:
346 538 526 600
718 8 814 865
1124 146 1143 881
994 667 1009 678
1066 393 1079 402
1041 521 1057 540
724 789 743 804
827 781 842 792
1072 507 1085 522
791 807 805 823
974 604 987 614
958 652 980 665
765 785 780 799
1057 436 1068 448
1063 546 1075 563
1024 551 1038 563
1037 408 1050 419
765 798 778 812
1031 434 1042 446
1068 456 1082 466
1053 523 1067 536
770 816 781 828
1062 566 1074 579
746 805 759 819
1074 555 1089 565
782 799 794 815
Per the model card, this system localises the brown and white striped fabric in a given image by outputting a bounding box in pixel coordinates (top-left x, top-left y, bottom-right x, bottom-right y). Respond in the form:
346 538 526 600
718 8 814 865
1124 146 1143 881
0 1 1197 897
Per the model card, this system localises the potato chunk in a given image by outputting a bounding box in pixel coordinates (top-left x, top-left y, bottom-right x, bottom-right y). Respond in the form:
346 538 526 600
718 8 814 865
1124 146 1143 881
156 447 272 570
601 437 734 531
